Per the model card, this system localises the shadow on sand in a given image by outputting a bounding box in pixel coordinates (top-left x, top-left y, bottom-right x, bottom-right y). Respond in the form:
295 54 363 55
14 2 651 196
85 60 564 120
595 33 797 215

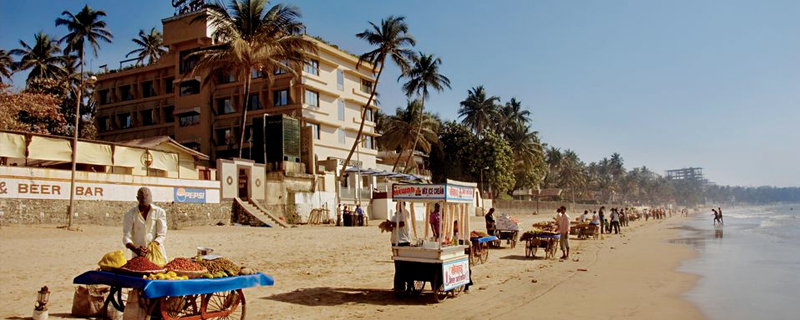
263 287 434 307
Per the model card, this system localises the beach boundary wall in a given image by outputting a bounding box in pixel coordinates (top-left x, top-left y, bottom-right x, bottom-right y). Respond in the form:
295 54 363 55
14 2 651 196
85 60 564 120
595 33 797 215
0 166 230 227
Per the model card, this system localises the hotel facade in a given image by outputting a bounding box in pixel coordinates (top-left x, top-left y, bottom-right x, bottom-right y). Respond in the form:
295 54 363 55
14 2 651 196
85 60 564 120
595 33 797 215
93 9 380 175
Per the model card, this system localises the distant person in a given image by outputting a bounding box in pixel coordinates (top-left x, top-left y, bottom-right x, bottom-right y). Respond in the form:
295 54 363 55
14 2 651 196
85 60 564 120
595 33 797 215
610 208 621 234
485 208 496 236
556 206 571 259
590 211 600 225
343 205 351 226
430 203 442 240
580 210 589 223
355 204 364 226
387 202 410 246
598 207 606 234
336 204 342 226
718 207 724 225
712 209 720 226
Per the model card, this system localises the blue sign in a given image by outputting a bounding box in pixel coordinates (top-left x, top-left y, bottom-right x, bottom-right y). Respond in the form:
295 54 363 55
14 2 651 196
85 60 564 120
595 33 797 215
174 187 206 203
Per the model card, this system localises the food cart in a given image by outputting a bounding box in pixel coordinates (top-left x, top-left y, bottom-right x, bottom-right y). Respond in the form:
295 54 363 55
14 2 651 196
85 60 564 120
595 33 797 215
521 233 560 259
73 270 273 320
493 214 521 248
391 181 475 303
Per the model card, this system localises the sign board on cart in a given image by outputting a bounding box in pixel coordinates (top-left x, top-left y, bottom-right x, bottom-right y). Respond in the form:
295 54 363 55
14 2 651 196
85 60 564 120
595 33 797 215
392 184 474 202
442 258 470 291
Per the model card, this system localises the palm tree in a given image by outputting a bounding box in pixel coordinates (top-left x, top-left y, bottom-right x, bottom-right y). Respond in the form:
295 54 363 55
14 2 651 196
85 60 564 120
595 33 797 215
339 15 415 179
506 123 546 190
0 49 13 83
559 149 586 208
126 28 167 65
458 85 500 136
396 52 450 172
192 0 317 158
56 5 113 68
380 99 440 172
497 98 530 137
10 32 67 85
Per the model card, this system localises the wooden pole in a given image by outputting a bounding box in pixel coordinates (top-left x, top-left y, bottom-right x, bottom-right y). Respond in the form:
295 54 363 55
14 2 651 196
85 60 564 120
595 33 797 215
410 203 417 240
423 203 430 239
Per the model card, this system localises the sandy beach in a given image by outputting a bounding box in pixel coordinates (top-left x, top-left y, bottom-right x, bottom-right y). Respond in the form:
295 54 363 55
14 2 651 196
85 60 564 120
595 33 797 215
0 213 704 319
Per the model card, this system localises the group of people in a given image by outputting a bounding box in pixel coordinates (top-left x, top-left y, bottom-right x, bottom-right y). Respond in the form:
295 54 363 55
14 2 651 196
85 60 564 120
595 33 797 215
336 204 366 226
711 207 724 226
645 208 669 221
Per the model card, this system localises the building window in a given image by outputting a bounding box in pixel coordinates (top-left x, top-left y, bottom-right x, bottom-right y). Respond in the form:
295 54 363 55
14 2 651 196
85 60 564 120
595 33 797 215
218 98 235 114
364 107 374 122
251 68 263 79
180 50 199 74
337 70 344 91
180 80 200 96
274 60 288 75
163 106 175 123
217 128 233 145
164 77 174 94
141 109 155 126
304 89 319 107
98 116 110 131
219 71 236 84
179 113 200 127
360 79 373 94
338 100 345 121
99 90 109 105
142 81 155 98
273 89 289 106
362 136 374 150
338 129 345 144
120 85 133 101
248 94 261 110
118 113 132 129
304 59 319 76
307 122 320 140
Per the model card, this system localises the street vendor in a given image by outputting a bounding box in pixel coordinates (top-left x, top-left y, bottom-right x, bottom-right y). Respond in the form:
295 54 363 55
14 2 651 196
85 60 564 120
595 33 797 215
556 206 570 260
387 201 411 246
485 208 496 236
430 203 441 240
123 187 167 259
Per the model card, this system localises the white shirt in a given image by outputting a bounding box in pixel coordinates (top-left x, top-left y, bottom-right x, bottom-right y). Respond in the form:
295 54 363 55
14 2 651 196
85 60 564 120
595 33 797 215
123 204 168 259
557 213 571 236
391 209 410 245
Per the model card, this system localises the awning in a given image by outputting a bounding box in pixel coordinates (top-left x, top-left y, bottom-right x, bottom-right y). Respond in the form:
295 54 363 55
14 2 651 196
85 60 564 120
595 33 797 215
28 136 72 162
0 132 26 158
76 141 113 166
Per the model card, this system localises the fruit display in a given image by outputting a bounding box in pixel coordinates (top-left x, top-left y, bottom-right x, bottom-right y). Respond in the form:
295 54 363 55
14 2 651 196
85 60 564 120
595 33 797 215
165 258 206 272
470 230 490 238
194 257 240 277
98 250 126 270
532 221 557 232
142 271 189 280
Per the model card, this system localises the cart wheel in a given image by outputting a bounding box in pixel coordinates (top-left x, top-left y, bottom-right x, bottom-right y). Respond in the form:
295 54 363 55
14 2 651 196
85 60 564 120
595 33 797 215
480 242 489 264
201 289 245 320
450 286 464 298
411 281 425 296
393 275 407 299
471 246 481 266
432 283 448 303
468 250 475 266
160 294 201 320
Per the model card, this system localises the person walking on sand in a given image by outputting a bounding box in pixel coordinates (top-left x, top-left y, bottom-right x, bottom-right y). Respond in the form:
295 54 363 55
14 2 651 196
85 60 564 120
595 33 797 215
598 207 606 234
610 208 621 234
556 206 571 259
123 187 167 259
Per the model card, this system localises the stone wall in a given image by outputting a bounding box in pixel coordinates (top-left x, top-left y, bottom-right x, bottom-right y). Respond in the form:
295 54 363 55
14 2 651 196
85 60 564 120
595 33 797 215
0 198 233 228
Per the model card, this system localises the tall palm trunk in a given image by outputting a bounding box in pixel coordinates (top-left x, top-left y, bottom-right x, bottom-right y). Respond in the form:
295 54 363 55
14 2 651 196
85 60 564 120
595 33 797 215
390 140 412 172
237 71 252 159
67 48 84 228
401 94 425 173
339 62 384 178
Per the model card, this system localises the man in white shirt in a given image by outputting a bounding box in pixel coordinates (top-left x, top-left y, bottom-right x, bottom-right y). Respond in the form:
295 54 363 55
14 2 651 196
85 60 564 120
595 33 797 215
123 187 168 259
388 201 410 246
556 206 571 260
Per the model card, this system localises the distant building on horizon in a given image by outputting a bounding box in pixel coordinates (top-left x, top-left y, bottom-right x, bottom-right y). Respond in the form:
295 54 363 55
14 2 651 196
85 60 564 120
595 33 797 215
665 167 709 184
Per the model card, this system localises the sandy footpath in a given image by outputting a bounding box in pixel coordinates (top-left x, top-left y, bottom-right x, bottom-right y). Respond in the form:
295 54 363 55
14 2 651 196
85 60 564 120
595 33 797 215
0 212 704 319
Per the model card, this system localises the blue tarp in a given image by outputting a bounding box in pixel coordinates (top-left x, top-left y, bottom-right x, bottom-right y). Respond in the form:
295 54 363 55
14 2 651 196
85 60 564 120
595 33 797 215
469 236 499 244
73 271 274 298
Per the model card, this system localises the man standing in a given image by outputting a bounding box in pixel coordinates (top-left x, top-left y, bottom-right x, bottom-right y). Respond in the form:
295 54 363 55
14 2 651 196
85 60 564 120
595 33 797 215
355 204 364 226
123 187 167 259
610 208 621 234
718 207 724 225
598 207 606 234
556 206 571 260
388 202 410 246
430 203 441 240
485 208 496 237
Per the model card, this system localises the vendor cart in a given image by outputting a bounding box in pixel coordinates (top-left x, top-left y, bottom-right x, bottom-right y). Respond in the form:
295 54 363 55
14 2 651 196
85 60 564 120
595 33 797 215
390 181 476 303
73 270 273 320
520 233 560 259
467 236 497 266
493 214 521 248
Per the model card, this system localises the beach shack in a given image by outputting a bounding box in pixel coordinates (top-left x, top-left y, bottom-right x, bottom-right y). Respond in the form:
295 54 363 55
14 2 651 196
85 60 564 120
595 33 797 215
390 181 475 302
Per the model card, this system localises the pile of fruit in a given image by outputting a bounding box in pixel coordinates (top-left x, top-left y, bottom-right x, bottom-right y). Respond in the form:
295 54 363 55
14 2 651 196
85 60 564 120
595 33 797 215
532 221 557 232
165 258 206 272
470 230 490 238
143 271 189 280
194 257 240 278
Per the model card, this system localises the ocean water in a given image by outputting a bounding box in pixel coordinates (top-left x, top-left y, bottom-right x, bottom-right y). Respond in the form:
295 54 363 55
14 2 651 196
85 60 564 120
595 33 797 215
672 205 800 320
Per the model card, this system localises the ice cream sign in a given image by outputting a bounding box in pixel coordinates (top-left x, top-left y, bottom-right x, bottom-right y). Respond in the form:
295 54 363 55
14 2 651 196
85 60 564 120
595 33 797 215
392 184 446 200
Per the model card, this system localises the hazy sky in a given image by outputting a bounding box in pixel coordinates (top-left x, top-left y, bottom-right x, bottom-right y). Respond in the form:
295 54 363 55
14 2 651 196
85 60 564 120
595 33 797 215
2 0 798 187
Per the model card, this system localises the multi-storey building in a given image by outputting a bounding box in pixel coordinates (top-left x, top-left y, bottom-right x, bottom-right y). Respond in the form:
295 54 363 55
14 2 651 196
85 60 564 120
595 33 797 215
93 9 379 174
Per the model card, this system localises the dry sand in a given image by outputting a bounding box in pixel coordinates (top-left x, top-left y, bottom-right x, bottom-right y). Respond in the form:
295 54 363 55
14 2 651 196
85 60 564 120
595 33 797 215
0 213 705 319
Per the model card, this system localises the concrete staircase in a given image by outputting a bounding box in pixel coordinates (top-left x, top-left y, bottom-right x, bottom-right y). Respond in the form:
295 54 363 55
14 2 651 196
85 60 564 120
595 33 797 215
234 197 290 228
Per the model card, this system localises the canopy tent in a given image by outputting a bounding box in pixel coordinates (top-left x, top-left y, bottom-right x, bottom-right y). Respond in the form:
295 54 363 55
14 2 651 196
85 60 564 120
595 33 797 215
391 182 476 249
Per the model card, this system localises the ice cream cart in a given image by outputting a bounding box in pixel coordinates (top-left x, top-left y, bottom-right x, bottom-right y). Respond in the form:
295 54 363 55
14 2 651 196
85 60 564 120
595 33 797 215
390 181 475 302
